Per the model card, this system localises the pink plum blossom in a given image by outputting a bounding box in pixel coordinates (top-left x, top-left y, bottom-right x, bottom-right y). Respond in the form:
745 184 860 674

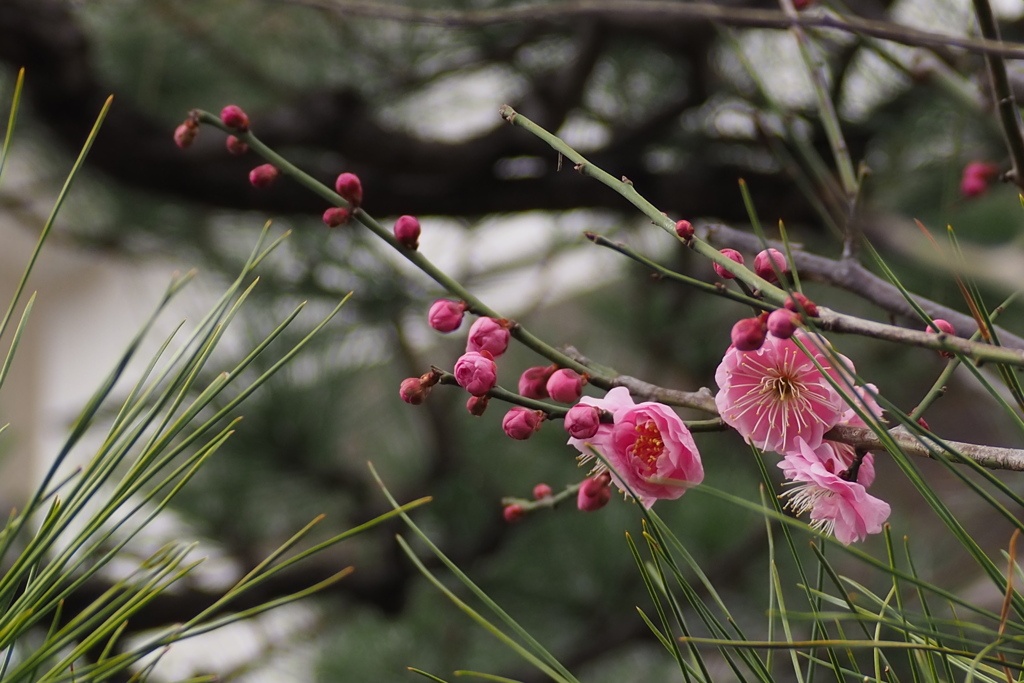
778 438 889 544
454 351 497 396
607 401 704 508
567 387 704 508
466 317 511 356
715 331 849 454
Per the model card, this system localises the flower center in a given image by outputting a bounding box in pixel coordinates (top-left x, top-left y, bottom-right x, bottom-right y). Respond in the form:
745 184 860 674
762 372 801 402
630 419 665 472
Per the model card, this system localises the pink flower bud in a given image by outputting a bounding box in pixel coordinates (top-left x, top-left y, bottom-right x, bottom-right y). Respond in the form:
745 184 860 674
174 121 198 149
334 172 363 208
394 215 421 250
731 315 767 351
546 369 584 403
927 318 956 358
577 472 612 512
960 174 988 198
519 365 555 399
399 377 430 405
564 403 601 439
220 105 250 132
754 248 788 283
428 299 466 333
467 317 511 357
533 483 553 500
960 161 999 198
503 504 525 523
322 207 351 228
926 318 955 335
467 395 489 416
917 417 930 430
674 219 694 240
225 135 248 155
502 407 544 440
767 309 800 339
784 292 818 317
249 164 279 188
454 351 498 396
713 249 744 279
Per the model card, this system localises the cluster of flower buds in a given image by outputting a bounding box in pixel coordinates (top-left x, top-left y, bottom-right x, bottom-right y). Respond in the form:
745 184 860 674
960 161 999 198
925 318 956 358
731 291 820 351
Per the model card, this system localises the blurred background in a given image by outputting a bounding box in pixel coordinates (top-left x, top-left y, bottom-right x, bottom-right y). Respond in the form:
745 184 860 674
2 0 1024 679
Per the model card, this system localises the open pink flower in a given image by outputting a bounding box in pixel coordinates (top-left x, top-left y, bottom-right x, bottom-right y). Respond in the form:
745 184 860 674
567 387 704 508
715 331 848 455
778 438 889 544
607 402 703 508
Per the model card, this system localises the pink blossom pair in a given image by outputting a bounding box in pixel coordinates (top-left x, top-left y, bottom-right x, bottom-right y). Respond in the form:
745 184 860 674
714 329 890 543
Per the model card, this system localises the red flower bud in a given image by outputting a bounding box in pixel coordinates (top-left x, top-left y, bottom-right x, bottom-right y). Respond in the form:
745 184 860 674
399 377 430 405
394 215 421 250
334 172 363 208
502 407 544 440
714 249 744 279
249 164 279 188
546 368 584 404
960 161 999 198
220 105 250 132
767 309 800 339
577 472 612 512
225 135 248 155
323 207 351 228
467 395 489 416
754 248 788 283
674 219 694 240
533 483 553 500
731 315 768 351
466 317 511 357
927 318 955 335
518 365 556 399
428 299 466 333
174 121 198 149
454 351 498 396
564 403 601 439
784 292 818 317
926 318 956 358
503 504 525 523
